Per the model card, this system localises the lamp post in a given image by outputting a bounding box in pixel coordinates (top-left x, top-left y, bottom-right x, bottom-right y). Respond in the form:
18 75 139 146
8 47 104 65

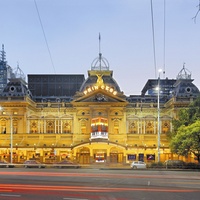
157 69 162 163
10 115 13 164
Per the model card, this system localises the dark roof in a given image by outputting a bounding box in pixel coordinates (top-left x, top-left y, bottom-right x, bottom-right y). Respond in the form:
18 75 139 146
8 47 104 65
28 74 85 101
172 79 200 98
141 79 176 96
0 78 32 98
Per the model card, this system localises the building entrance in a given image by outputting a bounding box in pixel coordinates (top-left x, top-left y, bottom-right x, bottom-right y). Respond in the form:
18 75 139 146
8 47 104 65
77 147 90 164
110 153 123 163
110 153 118 163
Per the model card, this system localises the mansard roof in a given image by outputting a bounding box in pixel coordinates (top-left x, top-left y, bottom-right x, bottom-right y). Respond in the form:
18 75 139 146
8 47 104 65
0 78 32 98
79 70 121 93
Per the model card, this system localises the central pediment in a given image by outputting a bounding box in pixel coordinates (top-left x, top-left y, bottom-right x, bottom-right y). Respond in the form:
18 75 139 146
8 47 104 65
72 89 127 103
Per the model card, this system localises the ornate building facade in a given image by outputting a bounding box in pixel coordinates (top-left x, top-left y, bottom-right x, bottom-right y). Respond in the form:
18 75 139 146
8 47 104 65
0 50 199 165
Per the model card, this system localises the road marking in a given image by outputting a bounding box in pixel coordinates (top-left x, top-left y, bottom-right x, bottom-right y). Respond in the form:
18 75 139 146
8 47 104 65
0 194 21 197
63 198 89 200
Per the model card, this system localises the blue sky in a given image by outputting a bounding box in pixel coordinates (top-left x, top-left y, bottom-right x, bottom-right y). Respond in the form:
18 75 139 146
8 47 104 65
1 0 200 95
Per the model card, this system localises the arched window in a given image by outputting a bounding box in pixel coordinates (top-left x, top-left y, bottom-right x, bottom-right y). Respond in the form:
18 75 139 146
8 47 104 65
30 120 38 133
145 121 154 134
114 121 119 134
129 121 137 134
162 120 170 134
1 119 6 134
63 120 71 133
81 120 87 134
46 120 54 133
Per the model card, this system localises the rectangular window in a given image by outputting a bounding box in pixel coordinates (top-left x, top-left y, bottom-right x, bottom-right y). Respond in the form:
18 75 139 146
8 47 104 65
127 154 136 161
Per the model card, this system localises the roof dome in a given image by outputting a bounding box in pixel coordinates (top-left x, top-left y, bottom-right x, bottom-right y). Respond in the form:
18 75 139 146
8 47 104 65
13 64 26 81
176 64 191 80
91 53 110 71
79 70 121 93
0 78 33 98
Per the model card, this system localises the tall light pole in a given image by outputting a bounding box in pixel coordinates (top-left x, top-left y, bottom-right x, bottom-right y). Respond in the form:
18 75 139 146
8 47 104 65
157 69 162 163
10 115 13 164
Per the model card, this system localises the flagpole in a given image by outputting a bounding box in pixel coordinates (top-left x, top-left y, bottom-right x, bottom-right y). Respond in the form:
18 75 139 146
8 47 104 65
99 33 102 70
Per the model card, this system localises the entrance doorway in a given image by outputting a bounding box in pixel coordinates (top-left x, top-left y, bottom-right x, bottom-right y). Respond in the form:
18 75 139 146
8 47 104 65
77 147 90 164
110 153 123 163
79 153 90 164
110 147 124 164
110 153 118 163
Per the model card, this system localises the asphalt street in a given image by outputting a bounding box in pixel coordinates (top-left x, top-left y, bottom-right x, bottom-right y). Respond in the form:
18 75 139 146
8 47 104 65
0 168 200 200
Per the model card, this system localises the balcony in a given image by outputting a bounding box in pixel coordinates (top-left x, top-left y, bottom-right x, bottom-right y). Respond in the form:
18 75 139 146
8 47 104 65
90 132 108 140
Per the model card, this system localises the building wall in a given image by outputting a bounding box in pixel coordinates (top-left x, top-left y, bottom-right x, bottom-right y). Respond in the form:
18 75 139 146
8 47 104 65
0 94 196 165
0 68 199 165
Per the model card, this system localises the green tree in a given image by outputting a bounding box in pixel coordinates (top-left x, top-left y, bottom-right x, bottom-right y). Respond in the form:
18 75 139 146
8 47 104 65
168 96 200 162
172 109 190 133
170 120 200 163
171 95 200 133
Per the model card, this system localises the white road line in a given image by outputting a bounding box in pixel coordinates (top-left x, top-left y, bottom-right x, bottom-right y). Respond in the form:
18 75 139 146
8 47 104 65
63 198 89 200
0 194 21 197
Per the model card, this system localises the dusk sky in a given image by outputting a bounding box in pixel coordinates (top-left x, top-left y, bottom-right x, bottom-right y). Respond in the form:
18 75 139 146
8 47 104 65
1 0 200 95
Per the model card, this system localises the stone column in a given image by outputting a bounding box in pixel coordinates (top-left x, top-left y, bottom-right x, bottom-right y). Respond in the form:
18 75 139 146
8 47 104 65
106 147 110 164
90 148 93 164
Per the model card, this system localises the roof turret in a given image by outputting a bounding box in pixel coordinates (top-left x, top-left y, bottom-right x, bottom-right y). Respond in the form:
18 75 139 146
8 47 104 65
176 63 191 80
91 33 109 71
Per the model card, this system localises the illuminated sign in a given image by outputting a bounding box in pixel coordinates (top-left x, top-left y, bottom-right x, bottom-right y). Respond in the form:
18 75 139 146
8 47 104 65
83 74 118 95
83 85 117 95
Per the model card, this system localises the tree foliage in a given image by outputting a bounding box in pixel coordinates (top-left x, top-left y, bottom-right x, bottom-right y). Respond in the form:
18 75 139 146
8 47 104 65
172 95 200 133
169 96 200 162
170 120 200 163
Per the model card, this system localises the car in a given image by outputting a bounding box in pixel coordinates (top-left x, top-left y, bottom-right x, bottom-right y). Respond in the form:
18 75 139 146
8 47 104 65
0 160 15 168
130 161 146 169
24 160 46 168
53 160 80 168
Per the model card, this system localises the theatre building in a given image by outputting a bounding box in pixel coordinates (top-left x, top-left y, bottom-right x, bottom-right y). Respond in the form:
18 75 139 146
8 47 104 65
0 49 199 165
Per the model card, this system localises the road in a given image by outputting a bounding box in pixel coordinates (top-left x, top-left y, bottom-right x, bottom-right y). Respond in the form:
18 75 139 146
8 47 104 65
0 168 200 200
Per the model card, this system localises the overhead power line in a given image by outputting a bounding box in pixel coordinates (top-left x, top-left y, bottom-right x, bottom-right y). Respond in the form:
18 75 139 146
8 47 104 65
163 0 166 78
150 0 157 78
34 0 56 74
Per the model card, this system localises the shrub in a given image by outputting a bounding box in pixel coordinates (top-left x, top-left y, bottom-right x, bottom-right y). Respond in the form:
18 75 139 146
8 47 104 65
149 162 164 168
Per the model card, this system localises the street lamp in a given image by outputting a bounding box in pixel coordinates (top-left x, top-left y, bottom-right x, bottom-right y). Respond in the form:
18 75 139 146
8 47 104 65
157 69 162 163
10 115 13 164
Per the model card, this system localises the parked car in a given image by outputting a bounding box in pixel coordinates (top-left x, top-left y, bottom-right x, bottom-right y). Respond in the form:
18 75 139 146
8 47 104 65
24 160 45 168
0 160 14 168
53 160 80 168
130 161 146 169
164 160 185 168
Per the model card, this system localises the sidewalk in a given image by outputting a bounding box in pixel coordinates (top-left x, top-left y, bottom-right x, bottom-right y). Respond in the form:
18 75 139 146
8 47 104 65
80 163 200 171
81 163 131 169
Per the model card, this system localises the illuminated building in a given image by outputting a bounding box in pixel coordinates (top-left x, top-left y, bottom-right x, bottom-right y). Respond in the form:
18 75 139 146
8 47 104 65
0 48 199 165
